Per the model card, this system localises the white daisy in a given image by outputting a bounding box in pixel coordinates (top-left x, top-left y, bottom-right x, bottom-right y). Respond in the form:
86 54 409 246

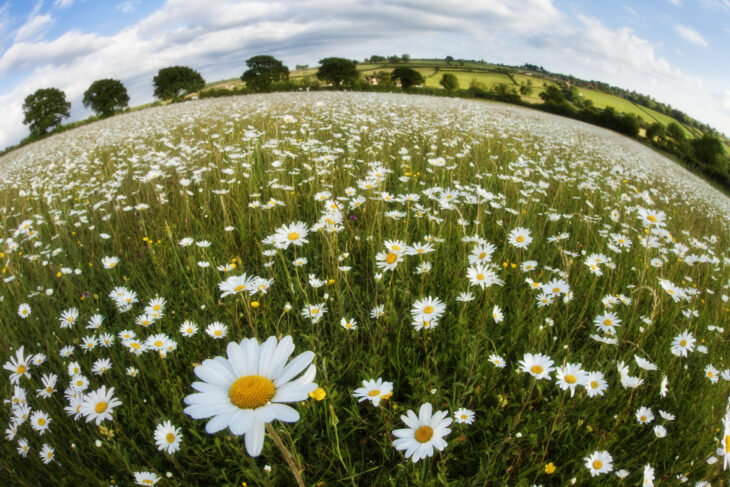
392 403 452 463
183 336 317 456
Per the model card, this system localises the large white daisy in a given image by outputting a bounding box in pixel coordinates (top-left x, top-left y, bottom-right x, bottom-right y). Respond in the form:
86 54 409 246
183 335 317 456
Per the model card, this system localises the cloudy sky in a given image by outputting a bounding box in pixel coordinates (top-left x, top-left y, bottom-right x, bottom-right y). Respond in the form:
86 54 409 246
1 0 729 150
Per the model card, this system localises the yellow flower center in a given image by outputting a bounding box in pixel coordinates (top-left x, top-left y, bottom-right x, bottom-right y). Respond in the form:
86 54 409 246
392 245 401 251
229 375 276 409
142 481 154 486
552 287 560 294
214 330 222 336
234 284 246 292
423 305 434 314
531 365 544 375
477 273 484 281
478 252 487 259
648 215 657 223
592 460 602 470
16 365 26 375
415 425 434 443
153 304 161 311
725 435 730 453
516 235 525 243
37 418 46 426
131 342 141 349
385 252 397 264
76 380 84 387
287 232 299 241
311 308 319 315
186 328 193 334
166 432 176 443
368 389 381 397
668 289 674 295
708 372 714 378
95 401 108 414
154 340 163 347
108 262 116 267
603 319 612 326
565 374 576 384
680 339 687 347
590 381 599 389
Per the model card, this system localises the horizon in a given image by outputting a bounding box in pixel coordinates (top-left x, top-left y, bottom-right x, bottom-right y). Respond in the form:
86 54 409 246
1 0 729 150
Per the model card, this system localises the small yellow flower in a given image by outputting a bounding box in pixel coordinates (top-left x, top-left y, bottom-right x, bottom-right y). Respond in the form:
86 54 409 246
250 301 260 308
328 279 335 284
381 391 393 400
545 462 556 474
309 387 326 401
56 271 62 277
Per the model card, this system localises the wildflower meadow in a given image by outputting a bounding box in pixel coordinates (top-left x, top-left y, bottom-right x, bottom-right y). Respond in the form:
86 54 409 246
1 92 729 486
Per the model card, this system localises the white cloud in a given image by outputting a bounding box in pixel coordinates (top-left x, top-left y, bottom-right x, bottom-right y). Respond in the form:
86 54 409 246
674 25 709 47
667 0 681 5
116 1 141 14
53 0 76 8
13 13 54 43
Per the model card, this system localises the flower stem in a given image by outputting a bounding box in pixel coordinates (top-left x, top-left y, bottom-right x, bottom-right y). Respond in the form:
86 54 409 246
265 423 305 487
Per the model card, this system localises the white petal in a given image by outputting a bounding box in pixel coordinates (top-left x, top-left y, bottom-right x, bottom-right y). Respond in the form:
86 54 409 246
257 336 279 376
229 410 254 435
227 342 248 377
293 364 317 385
266 336 294 379
274 351 314 387
272 382 316 403
418 403 432 424
268 403 299 423
195 358 235 387
205 411 235 433
245 420 266 456
254 406 276 423
240 338 260 376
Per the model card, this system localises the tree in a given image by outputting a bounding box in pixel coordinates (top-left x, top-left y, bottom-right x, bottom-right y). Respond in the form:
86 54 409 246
692 133 726 167
439 73 459 91
391 67 424 89
445 55 454 64
401 53 410 62
645 122 665 142
82 79 129 117
519 80 533 96
666 122 686 143
241 55 289 92
316 58 359 87
22 88 71 136
153 66 205 100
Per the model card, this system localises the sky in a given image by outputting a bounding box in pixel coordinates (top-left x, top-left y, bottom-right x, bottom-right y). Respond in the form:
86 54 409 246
1 0 729 150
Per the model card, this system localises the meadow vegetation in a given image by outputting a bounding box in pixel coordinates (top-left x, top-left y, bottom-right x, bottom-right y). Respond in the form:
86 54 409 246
1 92 729 486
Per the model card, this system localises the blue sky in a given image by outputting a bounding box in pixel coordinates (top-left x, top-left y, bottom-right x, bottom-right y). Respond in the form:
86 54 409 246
0 0 729 150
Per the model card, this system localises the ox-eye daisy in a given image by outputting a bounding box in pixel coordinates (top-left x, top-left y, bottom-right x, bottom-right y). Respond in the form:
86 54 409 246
154 420 183 454
392 403 452 463
183 336 317 456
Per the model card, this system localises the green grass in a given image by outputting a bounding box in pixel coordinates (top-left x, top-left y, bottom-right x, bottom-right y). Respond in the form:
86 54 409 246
0 92 728 487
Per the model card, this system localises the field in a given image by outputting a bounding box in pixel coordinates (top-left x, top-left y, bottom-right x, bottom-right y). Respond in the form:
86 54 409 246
1 92 729 486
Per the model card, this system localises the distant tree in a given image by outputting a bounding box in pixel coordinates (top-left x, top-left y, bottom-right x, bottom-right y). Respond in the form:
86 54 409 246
369 55 386 63
692 133 726 167
153 66 205 100
22 88 71 136
519 80 533 96
241 55 289 92
539 85 566 105
391 67 424 89
316 57 359 87
666 122 686 143
645 122 665 142
387 55 401 64
401 53 410 62
295 64 309 70
445 55 454 64
439 73 459 91
82 79 129 117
